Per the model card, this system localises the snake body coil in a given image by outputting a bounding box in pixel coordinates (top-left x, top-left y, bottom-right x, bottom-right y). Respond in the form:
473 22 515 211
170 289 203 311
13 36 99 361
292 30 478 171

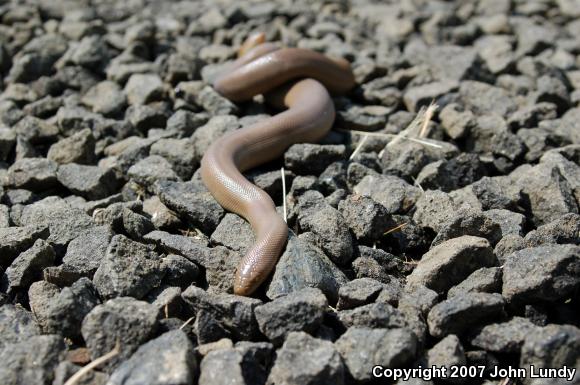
200 34 355 296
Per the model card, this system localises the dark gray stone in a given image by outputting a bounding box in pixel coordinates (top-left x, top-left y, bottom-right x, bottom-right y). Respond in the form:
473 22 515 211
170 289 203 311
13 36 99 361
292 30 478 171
471 317 540 354
0 335 65 385
6 158 58 191
81 297 159 371
407 236 496 293
502 244 580 303
210 213 254 255
57 163 118 200
0 304 40 349
156 179 224 234
284 144 346 175
338 302 407 330
82 80 126 117
144 230 209 267
439 103 475 140
1 239 55 293
337 278 385 310
199 342 273 385
125 73 165 105
0 225 49 268
524 213 580 247
354 174 422 214
14 116 59 144
431 209 503 247
459 81 517 117
161 254 199 289
254 287 327 345
109 330 197 385
338 194 392 242
296 192 353 265
403 80 459 112
426 334 467 384
427 293 506 337
19 197 95 248
266 233 348 304
47 128 96 165
448 267 503 298
483 209 526 237
128 155 179 187
181 285 261 341
335 327 417 382
150 138 197 180
415 153 487 192
267 332 344 385
28 277 100 340
93 235 164 300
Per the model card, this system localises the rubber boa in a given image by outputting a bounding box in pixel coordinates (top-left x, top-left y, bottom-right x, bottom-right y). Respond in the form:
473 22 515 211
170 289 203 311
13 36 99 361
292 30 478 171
200 33 355 296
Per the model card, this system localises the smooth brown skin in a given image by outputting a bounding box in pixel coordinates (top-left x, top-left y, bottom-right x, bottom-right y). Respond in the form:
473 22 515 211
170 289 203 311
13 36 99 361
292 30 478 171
200 34 355 296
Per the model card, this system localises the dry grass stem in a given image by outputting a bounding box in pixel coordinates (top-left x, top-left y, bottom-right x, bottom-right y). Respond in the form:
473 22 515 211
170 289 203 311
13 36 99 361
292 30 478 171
64 341 120 385
281 167 287 223
383 222 408 235
339 129 443 149
419 101 438 138
179 316 195 330
349 134 369 160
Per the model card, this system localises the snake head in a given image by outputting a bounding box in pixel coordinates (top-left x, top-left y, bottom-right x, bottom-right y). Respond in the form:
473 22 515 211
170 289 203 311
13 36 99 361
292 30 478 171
233 270 261 296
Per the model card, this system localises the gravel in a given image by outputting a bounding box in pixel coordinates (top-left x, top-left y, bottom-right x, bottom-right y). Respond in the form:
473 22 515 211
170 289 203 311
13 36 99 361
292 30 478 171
0 0 579 383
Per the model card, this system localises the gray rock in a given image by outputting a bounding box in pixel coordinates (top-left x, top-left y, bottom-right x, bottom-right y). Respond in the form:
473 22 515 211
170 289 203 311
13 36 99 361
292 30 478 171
296 192 353 265
494 234 527 263
161 254 200 289
81 297 159 371
181 285 261 341
19 197 95 248
337 278 385 310
204 246 242 293
144 230 209 267
284 144 346 175
199 342 273 385
191 116 239 164
0 204 8 227
471 317 540 354
165 110 208 137
57 163 118 200
2 239 55 293
407 236 496 293
6 158 58 191
427 293 506 337
459 80 517 117
126 104 169 133
0 304 40 349
125 73 165 105
142 196 182 230
150 138 197 180
336 104 391 131
47 128 96 165
412 190 461 233
52 361 107 385
524 213 580 247
447 267 503 298
338 302 407 330
128 155 179 187
483 209 526 237
267 332 344 385
14 116 59 144
267 232 348 304
415 153 487 192
196 85 238 115
502 244 580 303
28 277 100 340
210 213 254 255
403 80 459 112
109 330 197 385
470 176 522 211
0 335 65 385
156 179 224 234
0 127 16 162
426 335 467 384
431 210 502 247
254 287 327 345
122 208 154 239
335 327 417 382
351 247 405 284
93 235 164 300
354 174 422 214
514 163 578 226
520 324 580 379
0 225 49 267
338 194 392 242
399 285 439 318
82 80 126 117
439 103 475 140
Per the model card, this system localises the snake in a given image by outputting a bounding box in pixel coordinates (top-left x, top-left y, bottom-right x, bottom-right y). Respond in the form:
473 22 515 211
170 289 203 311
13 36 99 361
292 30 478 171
200 33 355 296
